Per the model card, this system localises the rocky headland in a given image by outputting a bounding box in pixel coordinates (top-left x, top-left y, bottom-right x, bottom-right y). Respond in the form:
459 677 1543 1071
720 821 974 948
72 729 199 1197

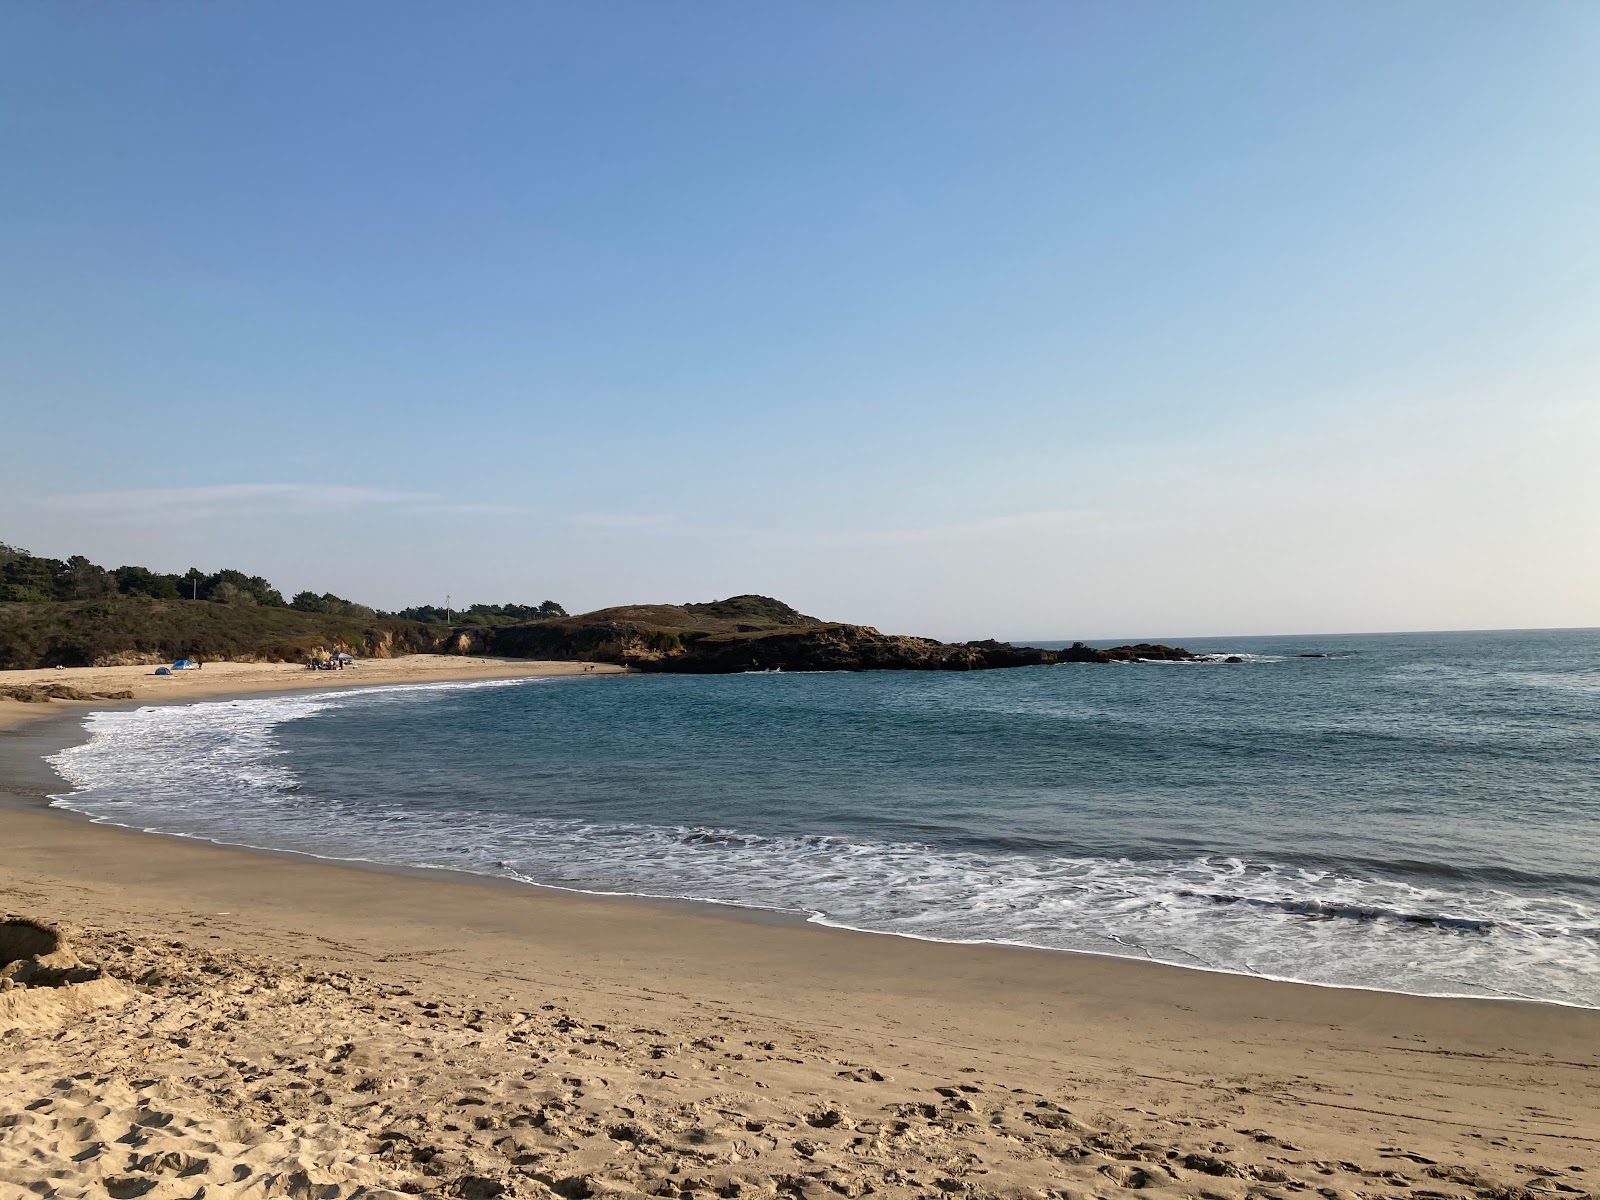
457 598 1198 673
0 592 1197 674
633 628 1199 673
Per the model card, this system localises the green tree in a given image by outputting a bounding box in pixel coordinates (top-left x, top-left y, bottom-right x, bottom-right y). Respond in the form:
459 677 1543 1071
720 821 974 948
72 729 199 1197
292 591 374 618
385 604 449 623
202 569 286 607
115 565 181 599
0 545 67 602
210 580 257 606
64 555 116 600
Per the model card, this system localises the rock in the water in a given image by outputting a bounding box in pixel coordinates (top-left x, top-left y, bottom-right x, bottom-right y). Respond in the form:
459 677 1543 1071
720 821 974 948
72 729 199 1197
1055 641 1198 665
639 625 1062 674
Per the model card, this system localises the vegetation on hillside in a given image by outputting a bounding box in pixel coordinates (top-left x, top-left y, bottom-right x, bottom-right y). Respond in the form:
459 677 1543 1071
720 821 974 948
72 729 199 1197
0 544 563 621
0 588 811 671
388 601 567 625
0 545 286 607
290 592 376 618
679 596 816 626
0 543 573 668
0 597 456 670
471 595 825 663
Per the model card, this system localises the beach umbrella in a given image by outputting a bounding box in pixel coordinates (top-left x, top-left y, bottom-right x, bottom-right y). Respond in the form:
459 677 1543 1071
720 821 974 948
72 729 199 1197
332 652 354 660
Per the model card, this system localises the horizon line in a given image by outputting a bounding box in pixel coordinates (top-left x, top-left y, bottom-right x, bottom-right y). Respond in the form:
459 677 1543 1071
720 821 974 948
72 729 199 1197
994 623 1600 645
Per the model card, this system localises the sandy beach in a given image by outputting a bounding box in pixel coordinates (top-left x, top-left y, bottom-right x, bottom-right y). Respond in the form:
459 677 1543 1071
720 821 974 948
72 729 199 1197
0 656 624 731
0 664 1595 1199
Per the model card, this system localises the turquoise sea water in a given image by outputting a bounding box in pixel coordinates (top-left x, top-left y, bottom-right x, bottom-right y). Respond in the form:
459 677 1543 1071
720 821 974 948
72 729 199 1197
49 628 1600 1007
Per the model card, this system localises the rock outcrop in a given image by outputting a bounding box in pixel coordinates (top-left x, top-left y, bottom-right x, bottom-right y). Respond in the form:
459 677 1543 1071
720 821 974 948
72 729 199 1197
437 598 1205 674
1055 641 1195 664
466 595 828 666
638 626 1060 674
638 628 1199 674
0 683 136 704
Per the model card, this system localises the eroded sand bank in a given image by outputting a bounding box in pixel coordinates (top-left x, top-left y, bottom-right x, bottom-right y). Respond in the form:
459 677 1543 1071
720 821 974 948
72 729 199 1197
0 664 1594 1198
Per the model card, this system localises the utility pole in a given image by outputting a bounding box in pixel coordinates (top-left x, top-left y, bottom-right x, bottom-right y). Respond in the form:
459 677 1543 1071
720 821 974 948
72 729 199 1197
446 594 452 624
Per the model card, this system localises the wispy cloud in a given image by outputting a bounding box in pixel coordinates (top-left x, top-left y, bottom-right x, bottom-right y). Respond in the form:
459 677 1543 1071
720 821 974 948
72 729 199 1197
41 483 525 519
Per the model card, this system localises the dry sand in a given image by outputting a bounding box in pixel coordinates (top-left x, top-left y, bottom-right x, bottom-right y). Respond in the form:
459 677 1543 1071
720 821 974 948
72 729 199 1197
0 663 1595 1199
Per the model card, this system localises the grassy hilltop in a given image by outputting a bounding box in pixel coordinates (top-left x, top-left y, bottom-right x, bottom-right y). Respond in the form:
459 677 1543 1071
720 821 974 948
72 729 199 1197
475 595 820 662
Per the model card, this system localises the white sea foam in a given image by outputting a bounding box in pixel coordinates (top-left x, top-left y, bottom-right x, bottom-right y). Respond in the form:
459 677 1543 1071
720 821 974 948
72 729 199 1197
47 683 1600 1009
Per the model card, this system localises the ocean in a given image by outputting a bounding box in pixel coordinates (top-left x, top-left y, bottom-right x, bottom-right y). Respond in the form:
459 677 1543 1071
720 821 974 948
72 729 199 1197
46 628 1600 1008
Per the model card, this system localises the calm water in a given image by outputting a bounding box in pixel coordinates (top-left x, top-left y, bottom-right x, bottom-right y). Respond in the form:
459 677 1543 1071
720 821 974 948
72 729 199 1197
49 629 1600 1006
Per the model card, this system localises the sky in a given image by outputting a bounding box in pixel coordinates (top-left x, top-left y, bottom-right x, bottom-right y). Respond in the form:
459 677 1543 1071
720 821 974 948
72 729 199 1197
2 2 1597 640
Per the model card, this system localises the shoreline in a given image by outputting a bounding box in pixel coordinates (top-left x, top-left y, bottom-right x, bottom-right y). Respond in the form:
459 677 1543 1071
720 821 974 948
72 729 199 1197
9 668 1600 1017
2 659 1597 1194
14 680 1591 1014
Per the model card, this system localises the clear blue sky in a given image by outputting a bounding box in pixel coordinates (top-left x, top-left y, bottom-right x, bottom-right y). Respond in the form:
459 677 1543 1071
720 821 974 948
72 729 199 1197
4 3 1597 638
